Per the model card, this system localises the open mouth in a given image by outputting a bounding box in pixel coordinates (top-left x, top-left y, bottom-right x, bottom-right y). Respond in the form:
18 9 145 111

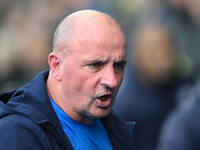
96 94 112 107
99 95 111 101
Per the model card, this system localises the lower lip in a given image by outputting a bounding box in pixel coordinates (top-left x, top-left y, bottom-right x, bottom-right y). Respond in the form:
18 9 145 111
96 97 111 108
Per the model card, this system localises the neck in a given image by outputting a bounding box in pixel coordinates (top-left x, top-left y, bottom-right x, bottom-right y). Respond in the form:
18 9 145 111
46 72 95 124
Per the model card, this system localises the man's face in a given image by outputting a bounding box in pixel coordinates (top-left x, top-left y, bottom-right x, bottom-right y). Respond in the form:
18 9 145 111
59 29 126 123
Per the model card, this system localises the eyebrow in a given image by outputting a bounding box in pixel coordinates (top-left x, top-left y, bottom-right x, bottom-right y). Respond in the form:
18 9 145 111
86 58 127 65
115 60 127 65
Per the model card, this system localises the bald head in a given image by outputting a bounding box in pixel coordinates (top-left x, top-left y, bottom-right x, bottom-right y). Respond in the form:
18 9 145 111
53 10 125 55
47 10 127 124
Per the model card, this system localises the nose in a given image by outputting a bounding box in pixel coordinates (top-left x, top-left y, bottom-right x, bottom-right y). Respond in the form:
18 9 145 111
100 66 118 89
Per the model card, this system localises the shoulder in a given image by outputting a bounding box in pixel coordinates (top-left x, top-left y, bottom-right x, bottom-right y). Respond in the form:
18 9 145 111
0 113 43 130
159 103 200 147
168 102 200 129
0 114 46 150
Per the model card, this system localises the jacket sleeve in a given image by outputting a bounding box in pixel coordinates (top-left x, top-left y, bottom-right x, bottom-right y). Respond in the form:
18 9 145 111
0 114 50 150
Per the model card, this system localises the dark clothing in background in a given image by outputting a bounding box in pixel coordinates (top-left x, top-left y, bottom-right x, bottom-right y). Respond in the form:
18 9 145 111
0 70 135 150
157 80 200 150
113 65 181 150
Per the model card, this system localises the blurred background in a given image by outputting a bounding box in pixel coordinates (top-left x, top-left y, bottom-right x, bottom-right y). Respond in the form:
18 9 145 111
1 0 200 150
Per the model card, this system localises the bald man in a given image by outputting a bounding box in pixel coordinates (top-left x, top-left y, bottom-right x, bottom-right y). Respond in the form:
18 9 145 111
0 10 134 150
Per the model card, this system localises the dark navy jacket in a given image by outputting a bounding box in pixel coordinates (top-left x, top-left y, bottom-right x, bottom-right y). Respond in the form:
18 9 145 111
0 70 134 150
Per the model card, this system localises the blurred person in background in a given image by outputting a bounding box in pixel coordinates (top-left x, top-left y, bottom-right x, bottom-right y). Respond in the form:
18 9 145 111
113 20 189 150
113 0 200 149
162 0 200 81
0 10 134 150
157 78 200 150
155 1 200 149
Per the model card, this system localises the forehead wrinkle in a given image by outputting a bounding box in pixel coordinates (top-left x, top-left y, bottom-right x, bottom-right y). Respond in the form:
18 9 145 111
84 51 126 64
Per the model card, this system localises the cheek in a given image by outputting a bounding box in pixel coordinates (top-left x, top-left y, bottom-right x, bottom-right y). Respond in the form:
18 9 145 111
75 75 88 92
67 69 97 94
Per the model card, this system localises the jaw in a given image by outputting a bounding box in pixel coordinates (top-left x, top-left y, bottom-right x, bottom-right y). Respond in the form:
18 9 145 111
76 106 111 124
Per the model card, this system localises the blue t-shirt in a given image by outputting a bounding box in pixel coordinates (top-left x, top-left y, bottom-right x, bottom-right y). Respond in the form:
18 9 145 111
50 98 113 150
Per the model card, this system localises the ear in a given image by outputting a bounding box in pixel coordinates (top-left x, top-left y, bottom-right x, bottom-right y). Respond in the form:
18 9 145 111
48 52 62 81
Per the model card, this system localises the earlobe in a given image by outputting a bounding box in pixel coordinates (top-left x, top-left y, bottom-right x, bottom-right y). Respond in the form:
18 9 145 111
48 52 62 81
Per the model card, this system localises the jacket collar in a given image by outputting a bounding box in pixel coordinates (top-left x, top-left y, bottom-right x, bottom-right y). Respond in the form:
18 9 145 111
101 109 135 149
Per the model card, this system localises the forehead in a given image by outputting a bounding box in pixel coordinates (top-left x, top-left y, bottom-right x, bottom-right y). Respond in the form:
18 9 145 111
65 12 127 61
69 40 127 63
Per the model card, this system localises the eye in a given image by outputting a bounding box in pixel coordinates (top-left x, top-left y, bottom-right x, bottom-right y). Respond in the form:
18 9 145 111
88 62 103 70
113 62 126 73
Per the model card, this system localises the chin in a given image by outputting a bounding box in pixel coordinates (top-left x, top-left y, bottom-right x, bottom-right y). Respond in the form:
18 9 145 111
81 108 111 121
94 107 111 118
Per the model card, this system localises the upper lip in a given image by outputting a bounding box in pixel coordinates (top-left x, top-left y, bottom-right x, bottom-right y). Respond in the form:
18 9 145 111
96 93 113 99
